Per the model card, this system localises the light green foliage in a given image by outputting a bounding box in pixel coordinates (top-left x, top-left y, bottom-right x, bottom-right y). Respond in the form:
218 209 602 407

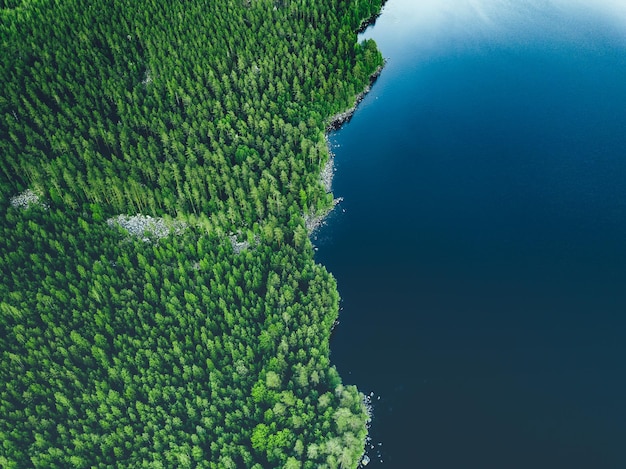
266 370 282 390
0 0 384 467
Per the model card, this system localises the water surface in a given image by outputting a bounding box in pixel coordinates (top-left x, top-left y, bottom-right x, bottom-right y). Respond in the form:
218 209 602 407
317 1 626 467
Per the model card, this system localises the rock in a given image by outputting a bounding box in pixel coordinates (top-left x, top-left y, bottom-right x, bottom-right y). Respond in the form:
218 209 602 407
326 64 384 131
10 189 48 210
107 214 186 241
319 153 335 193
304 197 343 234
228 232 259 254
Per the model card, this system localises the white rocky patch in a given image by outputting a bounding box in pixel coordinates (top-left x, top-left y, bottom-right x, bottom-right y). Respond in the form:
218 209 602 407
228 233 258 254
303 139 341 234
229 234 250 254
141 68 153 86
305 196 343 234
320 152 335 193
10 189 48 210
107 214 186 241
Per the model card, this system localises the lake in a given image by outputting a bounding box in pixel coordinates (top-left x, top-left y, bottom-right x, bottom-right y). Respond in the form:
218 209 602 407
316 1 626 467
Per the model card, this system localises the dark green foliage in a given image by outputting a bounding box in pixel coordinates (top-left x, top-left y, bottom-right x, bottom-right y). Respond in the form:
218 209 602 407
0 0 383 467
0 0 383 225
0 205 366 467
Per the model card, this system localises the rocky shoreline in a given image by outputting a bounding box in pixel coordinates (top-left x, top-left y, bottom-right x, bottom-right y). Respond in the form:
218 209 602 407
304 195 343 234
356 0 388 34
316 58 386 469
307 62 385 235
326 64 385 132
359 391 385 467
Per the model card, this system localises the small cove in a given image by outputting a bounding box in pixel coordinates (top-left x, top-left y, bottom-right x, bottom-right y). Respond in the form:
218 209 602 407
317 1 626 467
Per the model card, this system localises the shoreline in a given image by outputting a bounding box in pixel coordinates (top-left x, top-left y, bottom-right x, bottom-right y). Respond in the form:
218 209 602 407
306 62 384 236
356 4 386 34
315 58 386 469
306 62 385 236
311 5 388 467
326 64 385 132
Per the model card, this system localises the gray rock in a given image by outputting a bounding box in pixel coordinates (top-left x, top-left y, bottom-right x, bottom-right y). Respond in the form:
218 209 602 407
10 189 48 210
107 214 186 241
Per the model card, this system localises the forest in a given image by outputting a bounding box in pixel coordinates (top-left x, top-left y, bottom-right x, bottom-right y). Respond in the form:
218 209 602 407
0 0 383 467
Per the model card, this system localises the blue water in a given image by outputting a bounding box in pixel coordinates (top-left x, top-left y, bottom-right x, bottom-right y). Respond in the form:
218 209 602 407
316 1 626 467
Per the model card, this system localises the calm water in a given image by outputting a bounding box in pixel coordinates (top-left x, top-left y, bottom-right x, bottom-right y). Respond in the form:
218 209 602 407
316 1 626 467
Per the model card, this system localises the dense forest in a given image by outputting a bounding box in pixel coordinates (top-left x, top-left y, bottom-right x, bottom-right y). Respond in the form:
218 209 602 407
0 0 383 467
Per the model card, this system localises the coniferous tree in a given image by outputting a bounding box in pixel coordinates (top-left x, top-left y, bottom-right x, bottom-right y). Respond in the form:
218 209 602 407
1 0 384 467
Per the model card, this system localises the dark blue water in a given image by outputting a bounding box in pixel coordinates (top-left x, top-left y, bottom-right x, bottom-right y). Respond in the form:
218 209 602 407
317 1 626 468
